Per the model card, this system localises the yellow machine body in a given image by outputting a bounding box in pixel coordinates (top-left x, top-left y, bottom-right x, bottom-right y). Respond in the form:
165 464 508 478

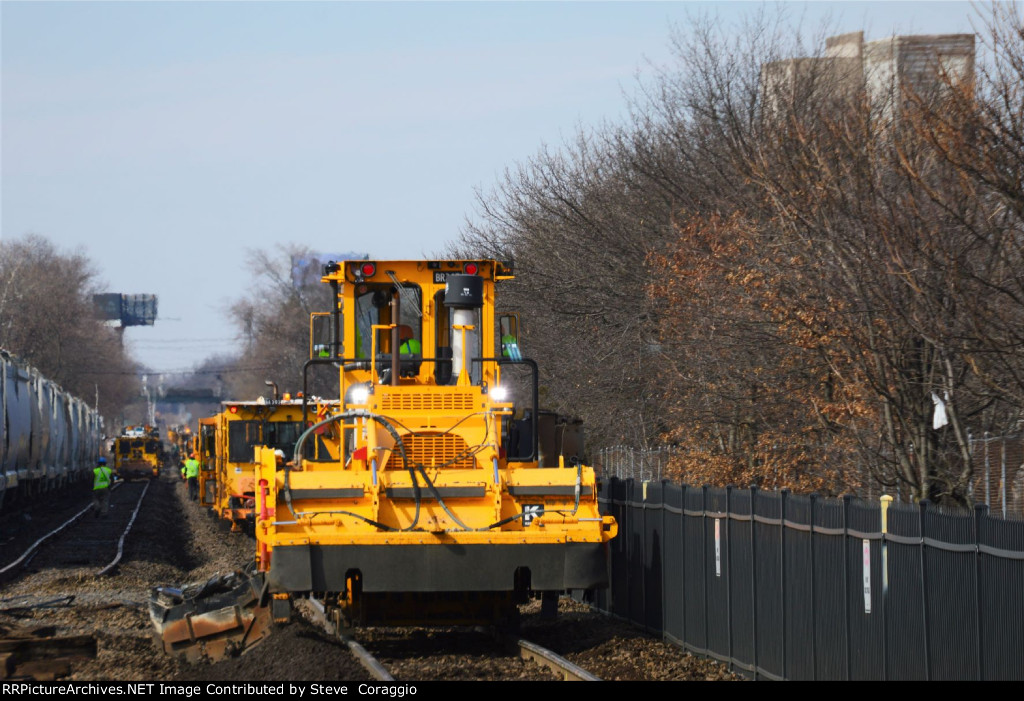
113 425 163 479
150 260 616 659
253 260 617 627
196 416 218 508
210 398 339 532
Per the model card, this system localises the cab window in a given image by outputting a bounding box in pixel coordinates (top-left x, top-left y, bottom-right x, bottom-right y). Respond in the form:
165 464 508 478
433 291 480 385
353 284 422 359
264 421 303 453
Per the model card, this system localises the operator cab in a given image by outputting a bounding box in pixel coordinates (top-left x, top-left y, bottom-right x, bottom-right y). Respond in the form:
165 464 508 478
348 271 486 387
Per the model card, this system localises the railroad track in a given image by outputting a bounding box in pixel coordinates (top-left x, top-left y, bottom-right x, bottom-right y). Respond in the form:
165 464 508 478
346 628 601 681
510 636 601 681
300 597 601 681
0 479 151 578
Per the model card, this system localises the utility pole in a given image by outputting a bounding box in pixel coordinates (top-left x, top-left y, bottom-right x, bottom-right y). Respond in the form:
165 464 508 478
142 375 156 426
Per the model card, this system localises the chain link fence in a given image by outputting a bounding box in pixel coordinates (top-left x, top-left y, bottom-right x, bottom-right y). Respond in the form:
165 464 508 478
593 445 677 483
595 436 1024 520
969 432 1024 520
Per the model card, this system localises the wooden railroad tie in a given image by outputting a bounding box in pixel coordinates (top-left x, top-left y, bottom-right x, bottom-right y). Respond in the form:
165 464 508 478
0 626 97 681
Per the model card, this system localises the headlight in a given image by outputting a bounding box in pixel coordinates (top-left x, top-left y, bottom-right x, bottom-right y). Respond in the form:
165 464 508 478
490 385 508 402
348 384 370 404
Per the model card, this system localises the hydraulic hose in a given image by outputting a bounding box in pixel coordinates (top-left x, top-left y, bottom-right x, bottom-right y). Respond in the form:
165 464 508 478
287 410 585 533
289 410 473 531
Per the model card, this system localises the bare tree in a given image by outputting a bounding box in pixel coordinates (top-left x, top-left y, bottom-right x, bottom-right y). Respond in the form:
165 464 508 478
0 234 140 421
456 5 1024 508
221 245 337 401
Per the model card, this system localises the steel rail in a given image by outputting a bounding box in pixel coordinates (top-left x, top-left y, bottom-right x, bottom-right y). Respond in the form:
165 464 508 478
304 597 395 681
305 599 596 681
514 637 602 681
341 636 395 682
0 482 126 575
97 479 151 575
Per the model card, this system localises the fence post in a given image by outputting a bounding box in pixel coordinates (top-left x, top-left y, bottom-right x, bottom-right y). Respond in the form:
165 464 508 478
661 479 668 639
750 485 759 680
973 503 987 680
702 484 710 654
641 480 647 631
843 494 852 681
880 494 892 681
810 493 817 681
626 479 633 624
780 488 789 679
918 499 931 681
680 483 687 653
726 484 733 672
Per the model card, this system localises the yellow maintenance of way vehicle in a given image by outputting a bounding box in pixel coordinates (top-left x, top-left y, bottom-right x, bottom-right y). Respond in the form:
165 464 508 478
195 415 217 509
201 397 341 533
112 425 163 480
150 259 617 660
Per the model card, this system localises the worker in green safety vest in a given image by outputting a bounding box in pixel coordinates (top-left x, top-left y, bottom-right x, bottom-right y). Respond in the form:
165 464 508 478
399 325 421 355
181 453 200 502
501 333 522 361
93 457 112 518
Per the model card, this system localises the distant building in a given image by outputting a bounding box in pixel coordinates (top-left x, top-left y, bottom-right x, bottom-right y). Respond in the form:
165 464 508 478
760 30 975 123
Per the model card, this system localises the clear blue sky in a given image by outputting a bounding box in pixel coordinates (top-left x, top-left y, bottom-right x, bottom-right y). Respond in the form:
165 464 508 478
1 1 984 376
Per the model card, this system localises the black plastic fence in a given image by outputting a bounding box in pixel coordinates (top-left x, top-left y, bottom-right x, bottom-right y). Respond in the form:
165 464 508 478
593 479 1024 680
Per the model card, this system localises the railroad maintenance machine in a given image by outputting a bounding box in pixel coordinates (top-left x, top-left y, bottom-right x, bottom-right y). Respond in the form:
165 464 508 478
150 259 617 660
112 425 163 480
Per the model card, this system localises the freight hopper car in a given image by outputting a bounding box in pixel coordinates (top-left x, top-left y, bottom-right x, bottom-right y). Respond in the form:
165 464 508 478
0 349 103 510
112 425 164 479
151 260 617 659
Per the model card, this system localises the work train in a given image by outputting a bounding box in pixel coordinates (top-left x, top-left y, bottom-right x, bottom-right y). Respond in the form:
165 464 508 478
195 398 320 533
0 349 103 510
166 425 194 467
112 424 165 480
152 259 618 660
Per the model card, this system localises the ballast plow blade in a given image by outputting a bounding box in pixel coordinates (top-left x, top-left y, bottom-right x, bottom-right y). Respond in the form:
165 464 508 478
149 567 271 662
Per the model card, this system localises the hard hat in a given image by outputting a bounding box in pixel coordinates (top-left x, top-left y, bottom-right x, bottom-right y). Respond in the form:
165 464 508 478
274 449 286 459
97 457 107 464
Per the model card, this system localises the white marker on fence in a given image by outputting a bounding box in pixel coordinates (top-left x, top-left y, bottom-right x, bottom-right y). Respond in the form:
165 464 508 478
715 518 721 577
863 539 871 614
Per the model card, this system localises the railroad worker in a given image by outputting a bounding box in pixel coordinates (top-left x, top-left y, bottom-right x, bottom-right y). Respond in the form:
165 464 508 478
396 325 422 379
398 324 420 355
501 333 522 361
182 453 200 502
275 448 300 472
92 456 112 519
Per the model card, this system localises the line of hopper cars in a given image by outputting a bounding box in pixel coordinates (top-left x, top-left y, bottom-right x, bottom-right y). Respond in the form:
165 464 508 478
0 349 103 511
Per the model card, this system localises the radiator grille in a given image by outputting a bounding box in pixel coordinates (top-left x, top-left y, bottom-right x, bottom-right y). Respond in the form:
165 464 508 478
397 433 476 470
380 391 475 412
